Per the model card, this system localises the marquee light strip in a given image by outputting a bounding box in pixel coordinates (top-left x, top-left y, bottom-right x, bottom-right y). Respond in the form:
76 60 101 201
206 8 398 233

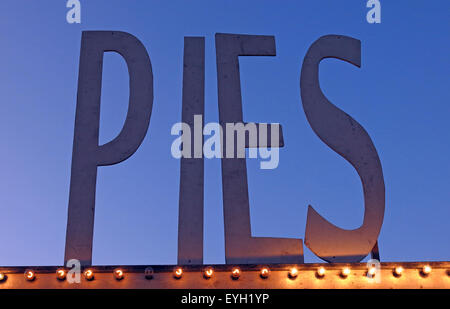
0 263 448 284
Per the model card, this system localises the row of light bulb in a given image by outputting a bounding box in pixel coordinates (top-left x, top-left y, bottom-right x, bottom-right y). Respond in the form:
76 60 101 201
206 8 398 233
0 265 443 282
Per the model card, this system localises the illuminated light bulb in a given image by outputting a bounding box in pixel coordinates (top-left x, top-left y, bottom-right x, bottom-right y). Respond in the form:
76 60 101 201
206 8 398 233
84 269 94 281
231 267 241 279
260 267 270 279
421 265 432 276
24 269 35 281
173 267 183 279
316 267 326 278
340 267 351 278
367 266 377 277
288 267 299 279
203 267 214 279
24 270 35 281
114 268 124 280
144 267 154 280
393 266 404 277
0 273 6 282
56 269 67 281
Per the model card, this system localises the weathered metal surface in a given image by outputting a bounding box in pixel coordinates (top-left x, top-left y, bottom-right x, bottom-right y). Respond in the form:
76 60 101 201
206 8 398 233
64 31 154 266
0 262 448 289
216 33 303 264
300 35 385 263
178 37 205 265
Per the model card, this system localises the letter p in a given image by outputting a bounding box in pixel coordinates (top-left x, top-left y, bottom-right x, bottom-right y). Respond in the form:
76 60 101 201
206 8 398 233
64 31 153 266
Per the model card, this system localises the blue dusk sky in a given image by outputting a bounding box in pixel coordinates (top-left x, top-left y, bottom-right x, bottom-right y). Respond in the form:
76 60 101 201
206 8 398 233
0 1 449 266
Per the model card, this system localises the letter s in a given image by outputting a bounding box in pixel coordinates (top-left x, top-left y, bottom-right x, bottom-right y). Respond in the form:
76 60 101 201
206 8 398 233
300 35 385 263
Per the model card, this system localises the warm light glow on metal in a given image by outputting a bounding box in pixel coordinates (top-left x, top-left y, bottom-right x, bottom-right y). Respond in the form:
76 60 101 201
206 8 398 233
24 269 35 281
394 266 404 277
173 267 183 279
56 269 67 281
114 268 124 280
422 265 432 276
288 267 299 279
317 266 326 278
341 267 351 278
84 269 94 281
260 267 270 279
203 267 214 279
0 263 448 288
231 267 241 279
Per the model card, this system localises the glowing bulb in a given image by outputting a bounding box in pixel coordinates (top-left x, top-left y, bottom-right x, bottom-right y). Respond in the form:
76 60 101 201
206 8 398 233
317 267 326 278
231 267 241 279
260 267 270 279
422 265 432 276
368 266 377 276
0 273 6 282
203 267 214 279
56 269 67 281
84 269 94 281
341 267 351 278
173 267 183 279
24 269 35 281
288 267 299 279
114 268 124 280
393 266 404 277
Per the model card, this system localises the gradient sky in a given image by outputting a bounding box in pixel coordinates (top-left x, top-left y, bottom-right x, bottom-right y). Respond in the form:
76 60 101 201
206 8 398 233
0 1 449 266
